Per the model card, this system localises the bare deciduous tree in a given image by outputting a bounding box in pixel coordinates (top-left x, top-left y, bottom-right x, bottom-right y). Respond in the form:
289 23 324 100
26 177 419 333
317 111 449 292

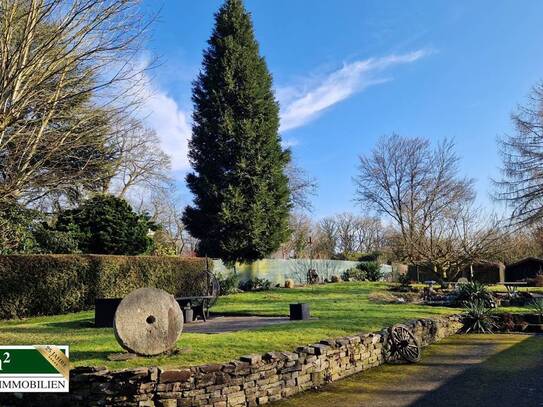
282 212 313 258
141 188 195 256
285 161 317 212
313 216 338 258
334 213 384 256
355 134 476 277
495 82 543 225
107 119 171 198
308 213 386 259
355 216 385 253
0 0 151 201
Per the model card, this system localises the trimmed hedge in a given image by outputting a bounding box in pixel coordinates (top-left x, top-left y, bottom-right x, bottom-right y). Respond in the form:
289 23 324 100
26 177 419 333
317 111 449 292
0 255 212 320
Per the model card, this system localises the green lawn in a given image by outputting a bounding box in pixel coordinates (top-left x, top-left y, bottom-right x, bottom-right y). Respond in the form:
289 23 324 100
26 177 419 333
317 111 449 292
488 284 543 293
0 282 520 369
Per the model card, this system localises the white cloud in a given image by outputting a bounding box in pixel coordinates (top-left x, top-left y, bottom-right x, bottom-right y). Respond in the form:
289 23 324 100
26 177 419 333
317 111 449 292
131 49 428 174
138 73 192 172
142 87 192 172
281 138 299 149
97 53 193 173
278 50 429 132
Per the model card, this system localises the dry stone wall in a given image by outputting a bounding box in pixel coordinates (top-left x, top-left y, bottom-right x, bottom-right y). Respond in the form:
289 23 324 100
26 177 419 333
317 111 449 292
1 315 462 407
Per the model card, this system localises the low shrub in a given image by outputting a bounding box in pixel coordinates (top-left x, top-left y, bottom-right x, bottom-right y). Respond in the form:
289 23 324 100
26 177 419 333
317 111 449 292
341 267 366 281
455 281 494 307
358 251 382 262
398 274 412 289
239 277 272 291
330 275 341 283
462 300 497 333
360 261 383 281
530 298 543 323
0 255 211 319
217 272 240 295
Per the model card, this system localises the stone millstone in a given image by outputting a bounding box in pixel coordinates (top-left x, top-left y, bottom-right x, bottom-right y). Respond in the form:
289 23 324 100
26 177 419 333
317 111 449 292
113 288 183 356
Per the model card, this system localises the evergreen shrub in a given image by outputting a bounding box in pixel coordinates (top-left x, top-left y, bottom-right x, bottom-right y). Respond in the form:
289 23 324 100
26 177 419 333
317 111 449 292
0 255 211 319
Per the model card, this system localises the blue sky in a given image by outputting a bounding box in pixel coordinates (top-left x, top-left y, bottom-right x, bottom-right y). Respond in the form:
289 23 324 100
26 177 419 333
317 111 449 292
139 0 543 218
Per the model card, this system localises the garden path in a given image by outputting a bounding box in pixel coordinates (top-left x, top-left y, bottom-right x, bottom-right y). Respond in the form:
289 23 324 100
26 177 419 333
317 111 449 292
275 333 543 407
184 315 294 333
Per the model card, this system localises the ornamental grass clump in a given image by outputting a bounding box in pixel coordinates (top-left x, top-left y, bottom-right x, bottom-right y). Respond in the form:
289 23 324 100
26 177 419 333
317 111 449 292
455 281 495 307
462 300 498 333
530 298 543 323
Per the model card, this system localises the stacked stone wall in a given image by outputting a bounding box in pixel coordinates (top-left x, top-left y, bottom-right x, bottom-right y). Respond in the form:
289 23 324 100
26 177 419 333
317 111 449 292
1 315 462 407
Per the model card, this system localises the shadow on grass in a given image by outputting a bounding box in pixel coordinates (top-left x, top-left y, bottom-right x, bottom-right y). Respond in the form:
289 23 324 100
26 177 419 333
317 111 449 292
44 318 95 329
69 350 114 363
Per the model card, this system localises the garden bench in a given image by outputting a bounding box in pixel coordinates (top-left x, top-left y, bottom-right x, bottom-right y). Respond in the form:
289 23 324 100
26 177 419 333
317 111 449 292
95 295 215 327
94 271 220 327
176 295 214 322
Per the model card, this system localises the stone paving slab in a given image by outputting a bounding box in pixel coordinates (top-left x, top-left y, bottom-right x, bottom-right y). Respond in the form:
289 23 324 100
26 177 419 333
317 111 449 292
183 315 295 333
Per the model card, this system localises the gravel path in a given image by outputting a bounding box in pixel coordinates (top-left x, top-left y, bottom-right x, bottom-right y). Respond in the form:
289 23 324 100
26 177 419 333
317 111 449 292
275 333 543 407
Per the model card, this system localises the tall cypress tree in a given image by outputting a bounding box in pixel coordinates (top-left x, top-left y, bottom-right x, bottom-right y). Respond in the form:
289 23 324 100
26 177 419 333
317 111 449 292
183 0 291 264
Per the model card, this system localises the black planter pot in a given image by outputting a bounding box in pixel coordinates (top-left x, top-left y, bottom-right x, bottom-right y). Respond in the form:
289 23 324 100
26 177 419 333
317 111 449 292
290 303 310 320
95 298 206 328
94 298 122 327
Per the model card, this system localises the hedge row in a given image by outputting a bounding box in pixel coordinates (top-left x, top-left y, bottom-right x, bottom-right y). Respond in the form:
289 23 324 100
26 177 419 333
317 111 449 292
0 255 212 320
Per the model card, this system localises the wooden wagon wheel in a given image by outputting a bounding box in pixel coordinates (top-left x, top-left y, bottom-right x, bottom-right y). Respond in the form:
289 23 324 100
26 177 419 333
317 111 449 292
389 324 421 363
206 271 220 307
194 271 220 307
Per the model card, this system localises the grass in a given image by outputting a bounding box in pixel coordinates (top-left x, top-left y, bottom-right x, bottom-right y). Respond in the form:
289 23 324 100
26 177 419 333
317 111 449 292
488 284 543 293
411 283 543 293
0 282 464 369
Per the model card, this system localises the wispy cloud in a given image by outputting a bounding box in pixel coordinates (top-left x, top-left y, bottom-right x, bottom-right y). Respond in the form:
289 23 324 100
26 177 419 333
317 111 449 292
133 49 429 175
141 84 192 172
278 50 430 132
281 138 299 149
135 62 192 172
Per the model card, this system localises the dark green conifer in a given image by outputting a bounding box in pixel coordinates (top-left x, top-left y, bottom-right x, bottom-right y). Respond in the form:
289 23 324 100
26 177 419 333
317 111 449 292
183 0 291 264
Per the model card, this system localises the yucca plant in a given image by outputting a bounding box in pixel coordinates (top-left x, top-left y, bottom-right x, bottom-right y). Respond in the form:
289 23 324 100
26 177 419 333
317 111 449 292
530 298 543 324
462 300 498 333
456 281 495 307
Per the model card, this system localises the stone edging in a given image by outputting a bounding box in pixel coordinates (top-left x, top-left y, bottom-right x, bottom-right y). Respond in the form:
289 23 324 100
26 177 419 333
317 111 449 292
1 314 462 407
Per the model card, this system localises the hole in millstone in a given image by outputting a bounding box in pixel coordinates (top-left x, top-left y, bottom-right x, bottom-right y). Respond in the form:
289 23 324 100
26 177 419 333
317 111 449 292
146 315 156 324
